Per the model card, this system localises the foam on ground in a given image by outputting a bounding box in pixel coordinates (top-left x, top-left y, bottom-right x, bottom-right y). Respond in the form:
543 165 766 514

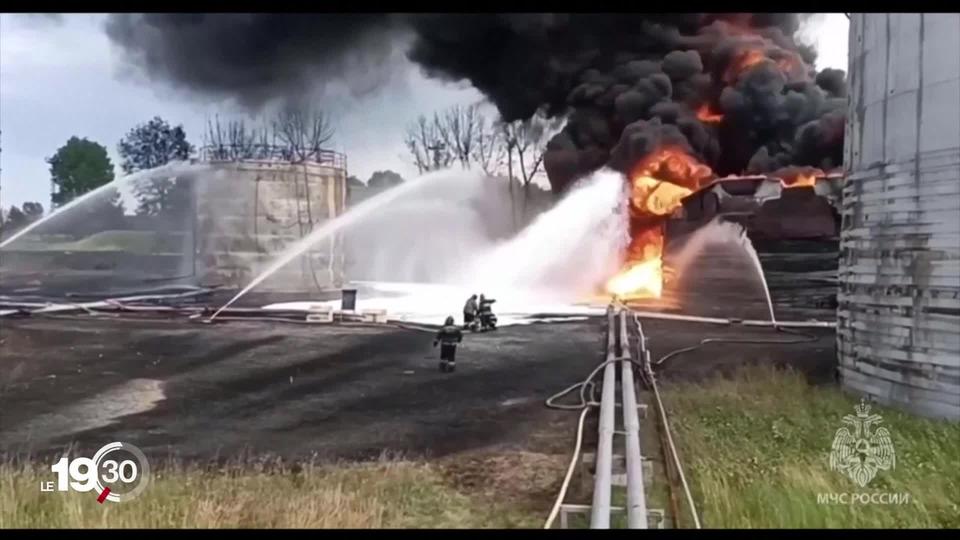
262 281 608 326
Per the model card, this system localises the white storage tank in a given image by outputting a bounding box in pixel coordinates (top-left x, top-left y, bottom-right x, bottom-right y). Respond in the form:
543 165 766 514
193 154 348 292
840 13 960 419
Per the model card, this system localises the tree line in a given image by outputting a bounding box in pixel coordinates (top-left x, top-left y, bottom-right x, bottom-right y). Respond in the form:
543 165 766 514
0 108 342 240
402 104 561 228
0 103 560 239
0 116 193 239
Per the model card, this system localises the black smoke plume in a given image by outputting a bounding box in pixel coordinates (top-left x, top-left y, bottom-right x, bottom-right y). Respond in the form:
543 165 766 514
104 14 403 109
104 13 845 191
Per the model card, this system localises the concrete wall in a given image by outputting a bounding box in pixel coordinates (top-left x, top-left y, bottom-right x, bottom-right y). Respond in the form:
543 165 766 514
195 160 347 292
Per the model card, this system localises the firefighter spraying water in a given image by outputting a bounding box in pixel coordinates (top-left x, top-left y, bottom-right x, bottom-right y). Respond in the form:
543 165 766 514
478 294 498 332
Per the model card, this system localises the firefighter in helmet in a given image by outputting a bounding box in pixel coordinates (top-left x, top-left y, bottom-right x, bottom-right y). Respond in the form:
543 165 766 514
434 316 464 372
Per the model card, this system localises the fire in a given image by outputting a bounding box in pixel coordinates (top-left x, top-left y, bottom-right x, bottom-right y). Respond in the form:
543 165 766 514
631 175 695 216
605 147 713 299
608 227 666 299
772 166 824 189
696 104 723 124
607 257 664 298
723 48 766 83
723 48 807 84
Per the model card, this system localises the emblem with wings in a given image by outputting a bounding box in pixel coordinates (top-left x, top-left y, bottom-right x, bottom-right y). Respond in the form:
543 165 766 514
829 399 896 487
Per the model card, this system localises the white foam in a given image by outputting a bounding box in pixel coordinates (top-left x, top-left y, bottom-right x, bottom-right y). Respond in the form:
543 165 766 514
262 281 607 327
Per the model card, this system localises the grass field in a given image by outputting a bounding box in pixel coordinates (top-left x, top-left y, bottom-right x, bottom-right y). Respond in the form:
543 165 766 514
0 458 547 528
664 365 960 528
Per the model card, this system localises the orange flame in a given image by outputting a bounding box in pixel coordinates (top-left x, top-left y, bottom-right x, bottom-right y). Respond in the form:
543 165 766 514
696 104 724 124
607 227 667 298
723 48 808 84
723 48 766 83
772 166 824 189
605 147 714 299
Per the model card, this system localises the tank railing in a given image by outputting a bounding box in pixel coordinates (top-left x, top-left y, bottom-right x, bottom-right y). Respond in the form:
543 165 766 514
198 144 346 170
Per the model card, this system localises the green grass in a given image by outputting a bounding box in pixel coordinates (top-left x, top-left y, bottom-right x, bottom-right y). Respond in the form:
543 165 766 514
663 365 960 528
0 458 542 528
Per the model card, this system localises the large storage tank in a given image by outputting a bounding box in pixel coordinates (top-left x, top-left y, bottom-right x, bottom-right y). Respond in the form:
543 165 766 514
840 14 960 419
193 152 348 292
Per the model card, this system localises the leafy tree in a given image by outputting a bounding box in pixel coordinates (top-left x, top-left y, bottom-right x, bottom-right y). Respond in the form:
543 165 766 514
21 202 44 220
3 206 27 231
0 202 43 237
118 117 194 217
47 137 116 208
346 175 364 188
367 170 405 190
118 116 193 173
46 137 127 236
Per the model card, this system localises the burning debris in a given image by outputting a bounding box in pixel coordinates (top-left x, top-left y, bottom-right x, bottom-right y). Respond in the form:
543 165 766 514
103 13 846 299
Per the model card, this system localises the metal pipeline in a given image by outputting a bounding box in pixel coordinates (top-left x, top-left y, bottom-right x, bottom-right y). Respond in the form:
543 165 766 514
619 310 648 529
590 308 617 528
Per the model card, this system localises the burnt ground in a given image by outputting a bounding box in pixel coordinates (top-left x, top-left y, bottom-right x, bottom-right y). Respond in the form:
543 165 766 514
0 240 839 468
0 318 835 466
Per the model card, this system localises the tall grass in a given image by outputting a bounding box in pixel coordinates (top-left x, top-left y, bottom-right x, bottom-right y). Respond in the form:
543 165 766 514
663 365 960 528
0 459 539 528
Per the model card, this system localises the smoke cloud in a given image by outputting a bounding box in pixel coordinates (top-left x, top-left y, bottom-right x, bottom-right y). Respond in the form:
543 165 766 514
104 14 404 109
104 13 846 189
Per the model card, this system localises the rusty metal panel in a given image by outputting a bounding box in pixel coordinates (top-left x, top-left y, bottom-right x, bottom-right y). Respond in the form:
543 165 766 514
840 13 960 420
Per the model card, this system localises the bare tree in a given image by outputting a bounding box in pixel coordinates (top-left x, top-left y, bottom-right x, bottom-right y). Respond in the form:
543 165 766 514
205 116 270 161
500 113 561 222
435 104 482 169
471 113 505 176
272 107 335 162
404 114 453 174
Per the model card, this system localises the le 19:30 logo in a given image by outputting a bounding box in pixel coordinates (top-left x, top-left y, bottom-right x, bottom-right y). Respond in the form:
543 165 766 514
41 442 151 503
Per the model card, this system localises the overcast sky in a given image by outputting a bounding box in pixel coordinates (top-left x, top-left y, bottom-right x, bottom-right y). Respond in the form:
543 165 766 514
0 13 849 210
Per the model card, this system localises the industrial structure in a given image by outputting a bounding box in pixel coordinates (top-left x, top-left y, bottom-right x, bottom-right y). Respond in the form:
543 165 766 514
194 147 348 293
665 174 843 243
840 13 960 420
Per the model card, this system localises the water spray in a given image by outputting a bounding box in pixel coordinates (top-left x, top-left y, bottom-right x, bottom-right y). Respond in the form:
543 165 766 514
0 161 210 250
208 169 489 321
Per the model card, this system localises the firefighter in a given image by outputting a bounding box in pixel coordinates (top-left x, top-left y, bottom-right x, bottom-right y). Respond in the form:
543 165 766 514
463 294 479 330
478 294 497 331
434 316 464 372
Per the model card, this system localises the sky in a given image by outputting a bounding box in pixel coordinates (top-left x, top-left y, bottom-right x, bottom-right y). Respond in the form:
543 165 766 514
0 13 850 210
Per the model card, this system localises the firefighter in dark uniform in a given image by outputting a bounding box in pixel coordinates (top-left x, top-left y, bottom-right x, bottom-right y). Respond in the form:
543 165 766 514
463 294 479 330
434 316 464 372
478 294 497 331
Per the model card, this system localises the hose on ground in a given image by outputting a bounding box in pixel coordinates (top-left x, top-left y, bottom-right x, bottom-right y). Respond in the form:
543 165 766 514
543 406 590 530
653 325 819 366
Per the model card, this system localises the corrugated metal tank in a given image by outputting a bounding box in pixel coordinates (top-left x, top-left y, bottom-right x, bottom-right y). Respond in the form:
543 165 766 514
840 13 960 419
